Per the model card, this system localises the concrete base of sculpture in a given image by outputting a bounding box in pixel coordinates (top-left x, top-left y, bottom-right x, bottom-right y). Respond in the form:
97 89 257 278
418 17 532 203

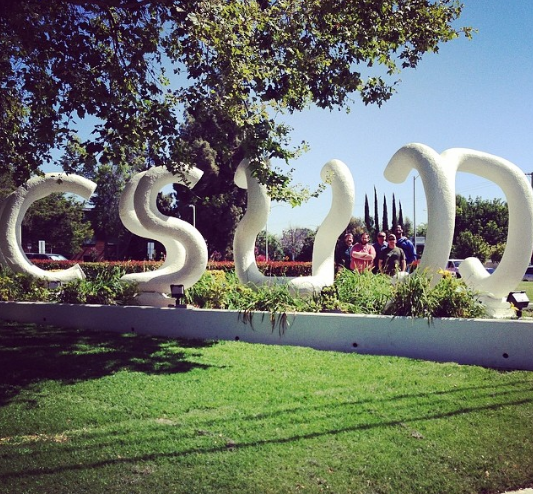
131 292 175 308
478 294 515 319
1 301 532 371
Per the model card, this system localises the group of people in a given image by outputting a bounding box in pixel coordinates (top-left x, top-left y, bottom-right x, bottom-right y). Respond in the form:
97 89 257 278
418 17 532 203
335 225 417 276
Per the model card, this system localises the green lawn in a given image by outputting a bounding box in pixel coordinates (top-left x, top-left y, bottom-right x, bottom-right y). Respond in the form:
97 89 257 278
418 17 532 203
515 281 533 317
1 321 533 494
517 280 533 300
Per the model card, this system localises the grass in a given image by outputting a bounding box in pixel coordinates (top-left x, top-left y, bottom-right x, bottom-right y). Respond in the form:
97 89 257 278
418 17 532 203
517 280 533 300
515 281 533 317
1 322 533 494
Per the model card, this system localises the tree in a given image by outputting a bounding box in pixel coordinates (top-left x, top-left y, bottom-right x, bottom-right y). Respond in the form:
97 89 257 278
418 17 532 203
59 135 186 259
392 194 397 229
21 194 93 258
382 195 389 233
403 219 413 237
170 113 247 258
256 231 284 261
2 1 471 192
88 165 125 243
336 217 365 251
453 231 491 261
398 201 404 228
454 195 509 248
0 173 15 200
373 187 380 234
416 222 428 237
346 217 366 236
364 194 373 234
281 227 314 261
296 229 317 262
490 243 506 264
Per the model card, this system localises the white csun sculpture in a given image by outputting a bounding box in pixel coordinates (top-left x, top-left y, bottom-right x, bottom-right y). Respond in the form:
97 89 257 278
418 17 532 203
385 143 533 317
1 144 531 316
118 166 208 306
0 173 96 282
233 159 355 296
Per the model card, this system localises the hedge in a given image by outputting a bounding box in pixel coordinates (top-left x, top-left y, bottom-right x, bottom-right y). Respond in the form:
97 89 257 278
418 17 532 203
27 260 313 278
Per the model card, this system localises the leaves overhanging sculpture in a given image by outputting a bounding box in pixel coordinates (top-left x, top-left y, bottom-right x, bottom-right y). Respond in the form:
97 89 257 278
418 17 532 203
1 143 532 317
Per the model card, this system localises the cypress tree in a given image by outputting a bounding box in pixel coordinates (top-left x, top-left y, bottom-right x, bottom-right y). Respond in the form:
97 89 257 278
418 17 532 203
382 195 389 233
398 201 404 227
373 187 380 234
392 193 397 229
364 194 373 233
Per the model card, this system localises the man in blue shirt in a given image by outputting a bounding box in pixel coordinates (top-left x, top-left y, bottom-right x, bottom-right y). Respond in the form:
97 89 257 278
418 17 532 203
394 225 417 268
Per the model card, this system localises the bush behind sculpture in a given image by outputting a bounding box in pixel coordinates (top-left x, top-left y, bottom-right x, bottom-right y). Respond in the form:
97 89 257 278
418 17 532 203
28 260 313 278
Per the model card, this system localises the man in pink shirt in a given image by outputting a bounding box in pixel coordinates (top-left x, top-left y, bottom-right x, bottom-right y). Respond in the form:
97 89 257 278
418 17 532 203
350 232 376 272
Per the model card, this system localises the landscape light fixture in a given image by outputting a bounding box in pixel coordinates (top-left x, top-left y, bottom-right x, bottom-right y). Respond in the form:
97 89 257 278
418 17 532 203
507 291 529 319
47 280 61 290
170 284 186 307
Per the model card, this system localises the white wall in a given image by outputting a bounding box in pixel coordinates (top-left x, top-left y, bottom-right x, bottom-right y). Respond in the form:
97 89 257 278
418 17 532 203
1 301 532 371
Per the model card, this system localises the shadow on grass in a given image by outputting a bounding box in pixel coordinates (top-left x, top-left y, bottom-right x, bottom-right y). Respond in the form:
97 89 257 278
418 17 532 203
0 321 217 406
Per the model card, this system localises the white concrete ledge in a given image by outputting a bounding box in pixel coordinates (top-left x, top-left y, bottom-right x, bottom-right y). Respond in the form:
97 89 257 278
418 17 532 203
1 301 532 371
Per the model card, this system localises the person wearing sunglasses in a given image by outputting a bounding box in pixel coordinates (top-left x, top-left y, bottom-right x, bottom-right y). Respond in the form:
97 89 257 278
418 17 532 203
378 234 407 276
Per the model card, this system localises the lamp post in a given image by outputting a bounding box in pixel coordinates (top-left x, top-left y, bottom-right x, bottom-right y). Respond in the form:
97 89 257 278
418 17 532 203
264 204 281 263
265 223 269 262
413 175 418 252
188 204 196 229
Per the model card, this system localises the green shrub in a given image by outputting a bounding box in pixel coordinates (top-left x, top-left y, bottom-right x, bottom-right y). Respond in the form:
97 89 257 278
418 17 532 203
0 269 20 301
383 270 486 319
185 270 241 309
335 269 392 314
1 262 487 319
58 266 137 305
383 271 435 318
431 272 486 318
0 267 53 301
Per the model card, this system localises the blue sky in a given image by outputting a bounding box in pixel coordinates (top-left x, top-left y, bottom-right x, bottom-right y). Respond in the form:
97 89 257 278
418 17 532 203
265 1 533 235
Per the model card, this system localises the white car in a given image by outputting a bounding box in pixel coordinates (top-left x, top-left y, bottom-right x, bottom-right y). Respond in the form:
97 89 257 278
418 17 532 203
523 266 533 282
445 259 464 277
26 253 68 261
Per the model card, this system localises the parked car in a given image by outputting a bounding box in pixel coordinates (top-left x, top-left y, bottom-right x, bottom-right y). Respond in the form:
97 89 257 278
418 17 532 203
523 265 533 282
445 259 464 277
26 253 68 261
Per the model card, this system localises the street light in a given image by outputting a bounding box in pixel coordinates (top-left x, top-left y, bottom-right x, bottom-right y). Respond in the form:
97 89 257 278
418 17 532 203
265 222 269 262
188 204 196 229
170 284 186 307
413 175 419 252
507 291 529 319
265 204 277 263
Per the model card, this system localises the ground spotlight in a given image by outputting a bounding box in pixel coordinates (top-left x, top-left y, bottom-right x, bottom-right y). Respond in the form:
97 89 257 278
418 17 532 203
170 284 186 307
507 291 529 319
